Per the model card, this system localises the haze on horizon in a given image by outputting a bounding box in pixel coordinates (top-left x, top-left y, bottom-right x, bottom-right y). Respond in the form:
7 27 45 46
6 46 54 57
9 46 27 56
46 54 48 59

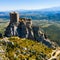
0 0 60 11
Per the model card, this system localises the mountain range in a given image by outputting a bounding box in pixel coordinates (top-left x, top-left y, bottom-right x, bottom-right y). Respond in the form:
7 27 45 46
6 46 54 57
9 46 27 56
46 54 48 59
0 7 60 21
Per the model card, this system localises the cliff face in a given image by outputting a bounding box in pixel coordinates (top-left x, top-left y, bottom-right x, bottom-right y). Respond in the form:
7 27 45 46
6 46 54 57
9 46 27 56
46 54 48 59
4 19 34 39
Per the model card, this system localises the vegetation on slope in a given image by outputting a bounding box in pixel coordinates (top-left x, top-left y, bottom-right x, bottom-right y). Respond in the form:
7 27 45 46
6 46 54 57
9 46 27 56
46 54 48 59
33 20 60 46
5 37 52 60
42 25 60 46
0 20 9 35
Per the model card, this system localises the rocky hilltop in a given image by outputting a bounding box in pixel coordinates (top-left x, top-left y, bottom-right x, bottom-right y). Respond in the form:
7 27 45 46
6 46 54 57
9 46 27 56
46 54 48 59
0 37 53 60
4 12 54 47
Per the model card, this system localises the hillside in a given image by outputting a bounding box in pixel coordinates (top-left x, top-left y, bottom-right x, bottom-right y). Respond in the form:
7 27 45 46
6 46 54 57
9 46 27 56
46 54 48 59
33 20 60 46
43 25 60 46
0 37 52 60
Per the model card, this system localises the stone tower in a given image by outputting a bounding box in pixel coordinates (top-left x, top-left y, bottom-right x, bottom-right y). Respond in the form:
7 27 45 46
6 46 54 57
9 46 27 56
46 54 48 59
10 12 19 24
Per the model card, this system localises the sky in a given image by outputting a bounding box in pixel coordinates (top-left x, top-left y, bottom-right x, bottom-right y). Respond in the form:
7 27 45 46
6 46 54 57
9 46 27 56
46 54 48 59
0 0 60 11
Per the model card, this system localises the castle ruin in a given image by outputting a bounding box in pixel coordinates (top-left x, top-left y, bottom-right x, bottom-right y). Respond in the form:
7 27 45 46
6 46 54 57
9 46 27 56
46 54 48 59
4 12 52 47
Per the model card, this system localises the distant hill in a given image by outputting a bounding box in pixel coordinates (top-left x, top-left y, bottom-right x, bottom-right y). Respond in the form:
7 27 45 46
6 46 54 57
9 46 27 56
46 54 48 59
0 7 60 21
41 7 60 11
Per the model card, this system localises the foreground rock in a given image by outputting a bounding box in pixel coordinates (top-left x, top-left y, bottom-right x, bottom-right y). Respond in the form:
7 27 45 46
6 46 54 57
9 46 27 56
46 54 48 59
48 48 60 60
0 37 53 60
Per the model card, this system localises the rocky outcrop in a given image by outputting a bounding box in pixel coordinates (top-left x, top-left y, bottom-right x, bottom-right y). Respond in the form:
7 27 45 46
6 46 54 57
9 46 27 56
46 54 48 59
4 18 34 39
4 23 17 37
17 21 27 38
48 48 60 60
4 12 53 47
